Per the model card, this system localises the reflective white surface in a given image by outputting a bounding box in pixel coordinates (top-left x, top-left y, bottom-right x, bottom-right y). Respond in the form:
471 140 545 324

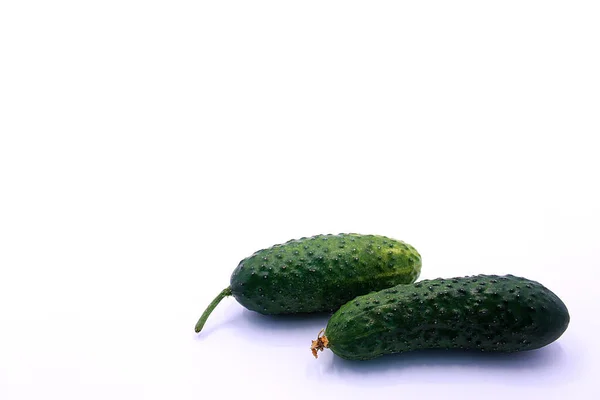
1 1 598 399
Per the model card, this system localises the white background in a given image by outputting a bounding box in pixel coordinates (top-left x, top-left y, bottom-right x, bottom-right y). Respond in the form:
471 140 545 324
1 1 599 399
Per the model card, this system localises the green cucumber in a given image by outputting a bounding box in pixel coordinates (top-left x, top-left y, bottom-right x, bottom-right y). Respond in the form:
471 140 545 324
311 274 569 360
195 233 421 333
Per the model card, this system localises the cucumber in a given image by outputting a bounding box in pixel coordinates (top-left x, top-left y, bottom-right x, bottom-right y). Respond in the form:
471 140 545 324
311 274 569 360
195 233 421 333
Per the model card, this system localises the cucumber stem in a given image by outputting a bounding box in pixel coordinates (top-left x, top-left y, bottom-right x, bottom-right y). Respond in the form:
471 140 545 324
310 328 329 358
195 287 232 333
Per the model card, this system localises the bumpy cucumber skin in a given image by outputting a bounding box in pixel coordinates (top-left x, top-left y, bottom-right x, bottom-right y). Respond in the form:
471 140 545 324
325 275 569 360
229 233 421 315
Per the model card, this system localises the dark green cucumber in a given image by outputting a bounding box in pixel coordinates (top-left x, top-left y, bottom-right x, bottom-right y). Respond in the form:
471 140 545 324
195 233 421 333
311 274 569 360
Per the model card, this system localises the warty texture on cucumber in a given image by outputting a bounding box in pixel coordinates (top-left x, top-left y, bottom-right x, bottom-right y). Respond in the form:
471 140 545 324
311 274 569 360
195 233 421 333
